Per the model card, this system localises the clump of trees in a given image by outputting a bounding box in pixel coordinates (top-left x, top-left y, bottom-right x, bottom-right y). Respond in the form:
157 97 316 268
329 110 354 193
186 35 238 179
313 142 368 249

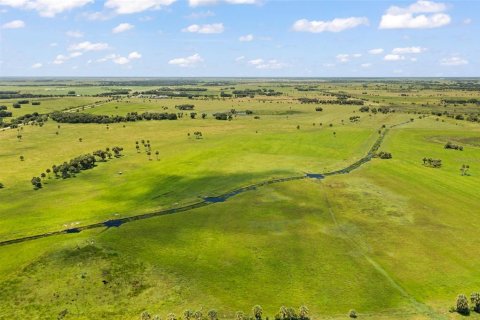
0 110 12 117
444 142 463 151
422 158 442 168
213 112 232 121
31 146 123 188
50 111 177 124
376 151 392 159
32 101 41 105
349 116 360 123
460 164 470 176
315 107 323 112
176 104 195 110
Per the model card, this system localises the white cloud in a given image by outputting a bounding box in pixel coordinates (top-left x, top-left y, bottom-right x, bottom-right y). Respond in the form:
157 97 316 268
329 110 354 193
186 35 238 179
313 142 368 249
0 0 93 17
1 19 25 29
182 23 224 33
235 55 245 62
66 30 84 38
112 22 134 33
336 53 362 63
292 17 369 33
128 51 142 59
31 62 42 68
440 56 468 66
239 34 253 42
185 10 215 19
52 51 83 64
361 63 372 68
392 46 426 54
82 11 114 21
168 53 203 67
68 41 109 52
247 58 286 70
104 0 176 14
368 48 384 55
384 54 406 61
189 0 260 6
379 0 451 29
97 51 142 65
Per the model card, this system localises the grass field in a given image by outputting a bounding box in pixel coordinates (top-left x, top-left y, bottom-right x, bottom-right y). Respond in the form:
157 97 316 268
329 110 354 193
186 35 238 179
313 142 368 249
0 79 479 319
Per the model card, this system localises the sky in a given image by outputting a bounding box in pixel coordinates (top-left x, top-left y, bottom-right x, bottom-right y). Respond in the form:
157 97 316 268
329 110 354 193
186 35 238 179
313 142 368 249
0 0 478 77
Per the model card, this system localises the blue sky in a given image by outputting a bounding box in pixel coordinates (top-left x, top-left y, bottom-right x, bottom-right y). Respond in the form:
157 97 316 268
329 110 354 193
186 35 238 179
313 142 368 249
0 0 478 77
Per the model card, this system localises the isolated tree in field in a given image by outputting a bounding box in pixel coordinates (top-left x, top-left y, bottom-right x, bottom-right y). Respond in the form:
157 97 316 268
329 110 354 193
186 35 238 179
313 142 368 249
46 168 51 178
147 151 152 160
79 138 82 142
20 155 24 161
141 311 151 320
155 150 159 160
152 316 161 320
136 145 140 153
456 294 470 315
183 310 194 320
252 305 263 320
460 164 470 176
41 173 46 181
348 309 357 318
0 182 4 189
207 309 217 320
471 292 480 312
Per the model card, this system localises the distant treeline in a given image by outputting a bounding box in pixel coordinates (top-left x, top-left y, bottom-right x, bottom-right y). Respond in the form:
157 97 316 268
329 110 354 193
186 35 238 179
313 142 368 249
442 99 480 105
50 111 178 124
298 98 364 105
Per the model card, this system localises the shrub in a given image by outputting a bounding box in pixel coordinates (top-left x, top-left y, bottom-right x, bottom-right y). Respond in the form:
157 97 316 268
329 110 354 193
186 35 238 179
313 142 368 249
471 292 480 312
456 294 470 315
13 103 21 108
348 309 357 318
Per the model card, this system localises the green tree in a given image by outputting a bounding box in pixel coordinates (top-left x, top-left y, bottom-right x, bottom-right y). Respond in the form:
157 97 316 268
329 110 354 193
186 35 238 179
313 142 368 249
348 309 357 318
298 306 309 320
167 313 176 320
184 310 194 320
207 310 217 320
194 311 203 320
471 292 480 312
252 305 263 320
155 150 159 160
456 294 470 315
235 311 246 320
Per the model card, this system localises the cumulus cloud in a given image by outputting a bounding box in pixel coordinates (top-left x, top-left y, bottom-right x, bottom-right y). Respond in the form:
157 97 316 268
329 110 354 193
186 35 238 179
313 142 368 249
336 53 362 63
168 53 203 67
292 17 369 33
239 34 253 42
440 56 468 66
182 23 224 33
112 22 134 33
247 58 286 70
68 41 109 52
384 54 406 61
392 46 426 54
368 48 384 55
104 0 176 14
97 51 142 65
185 10 215 19
66 30 84 38
379 0 451 29
31 62 42 68
1 19 25 29
52 51 83 64
189 0 260 6
0 0 93 17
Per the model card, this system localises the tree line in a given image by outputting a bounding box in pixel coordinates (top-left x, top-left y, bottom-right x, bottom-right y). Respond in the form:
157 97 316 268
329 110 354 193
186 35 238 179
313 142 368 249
50 111 178 124
31 147 123 189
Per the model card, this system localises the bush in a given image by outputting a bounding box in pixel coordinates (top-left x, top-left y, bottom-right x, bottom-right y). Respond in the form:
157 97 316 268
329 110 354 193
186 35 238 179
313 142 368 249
348 309 357 318
17 100 29 104
12 103 21 108
471 292 480 312
32 101 41 105
315 107 323 112
456 294 470 315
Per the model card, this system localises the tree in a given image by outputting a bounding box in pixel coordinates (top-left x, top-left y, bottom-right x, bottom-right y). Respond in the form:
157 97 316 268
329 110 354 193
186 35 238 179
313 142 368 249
460 164 470 176
31 177 42 189
184 310 194 320
141 311 151 320
0 182 4 189
155 150 159 160
298 306 309 320
348 309 357 318
20 155 24 161
207 310 217 320
194 310 203 320
167 313 176 320
456 294 470 315
136 145 140 153
471 292 480 312
41 172 46 181
252 305 263 320
235 311 246 320
147 151 152 160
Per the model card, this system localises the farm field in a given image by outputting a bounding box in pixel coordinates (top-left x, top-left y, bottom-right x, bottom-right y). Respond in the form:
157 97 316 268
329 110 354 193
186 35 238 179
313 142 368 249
0 79 479 320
